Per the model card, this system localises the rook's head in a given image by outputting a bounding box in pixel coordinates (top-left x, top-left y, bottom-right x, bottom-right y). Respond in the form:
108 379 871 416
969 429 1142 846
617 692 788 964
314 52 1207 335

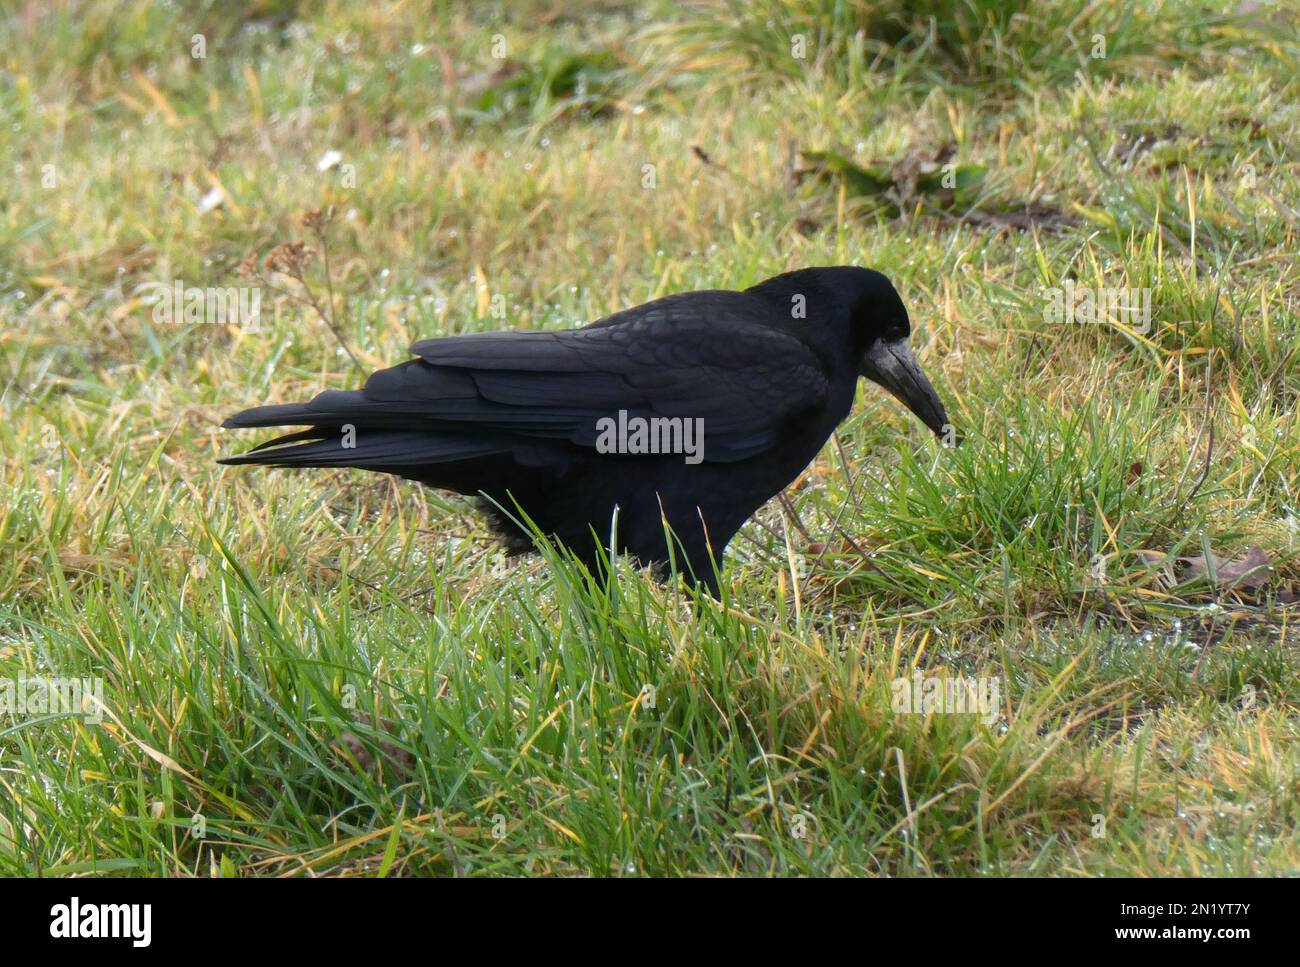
839 268 952 440
749 266 953 441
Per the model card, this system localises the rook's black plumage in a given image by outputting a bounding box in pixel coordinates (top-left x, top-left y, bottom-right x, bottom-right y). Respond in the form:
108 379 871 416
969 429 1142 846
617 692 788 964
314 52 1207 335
221 266 951 593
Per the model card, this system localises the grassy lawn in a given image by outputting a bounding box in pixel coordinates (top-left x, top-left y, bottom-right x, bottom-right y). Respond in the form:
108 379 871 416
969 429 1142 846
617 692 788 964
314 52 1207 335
1 0 1297 876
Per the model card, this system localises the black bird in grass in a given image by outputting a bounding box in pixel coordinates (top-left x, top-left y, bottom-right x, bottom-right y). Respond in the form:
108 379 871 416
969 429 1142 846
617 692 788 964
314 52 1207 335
221 266 952 595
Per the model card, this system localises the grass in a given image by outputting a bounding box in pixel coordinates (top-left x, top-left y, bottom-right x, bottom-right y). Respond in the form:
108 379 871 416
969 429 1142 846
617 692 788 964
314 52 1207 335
0 0 1297 876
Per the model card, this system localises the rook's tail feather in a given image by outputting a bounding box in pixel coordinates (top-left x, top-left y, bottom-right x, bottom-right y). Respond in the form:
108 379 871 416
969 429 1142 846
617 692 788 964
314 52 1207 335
219 391 508 469
222 390 375 430
219 427 505 468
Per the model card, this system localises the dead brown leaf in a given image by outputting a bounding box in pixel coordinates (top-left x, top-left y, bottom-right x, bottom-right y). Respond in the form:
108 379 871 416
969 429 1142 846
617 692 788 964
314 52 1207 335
1179 546 1272 589
337 712 415 774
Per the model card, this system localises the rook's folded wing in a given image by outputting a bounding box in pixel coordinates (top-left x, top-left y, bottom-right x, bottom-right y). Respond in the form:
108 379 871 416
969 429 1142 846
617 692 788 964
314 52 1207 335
396 294 829 462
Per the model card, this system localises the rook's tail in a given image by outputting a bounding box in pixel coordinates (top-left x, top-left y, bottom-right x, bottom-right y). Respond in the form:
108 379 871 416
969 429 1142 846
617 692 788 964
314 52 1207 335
219 390 505 469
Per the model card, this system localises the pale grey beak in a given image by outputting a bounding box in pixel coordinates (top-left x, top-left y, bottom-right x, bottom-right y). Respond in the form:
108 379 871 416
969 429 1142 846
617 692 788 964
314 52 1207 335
860 339 951 438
